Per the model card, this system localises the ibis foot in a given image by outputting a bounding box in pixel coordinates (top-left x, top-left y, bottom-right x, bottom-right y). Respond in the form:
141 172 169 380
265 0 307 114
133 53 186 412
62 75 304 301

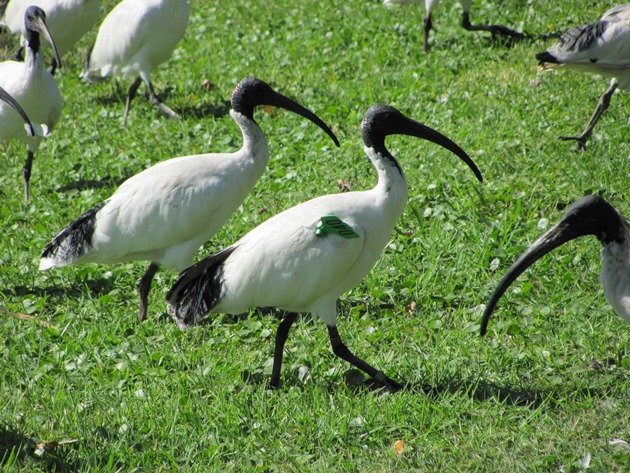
327 325 403 393
559 135 588 152
148 81 179 119
559 80 618 152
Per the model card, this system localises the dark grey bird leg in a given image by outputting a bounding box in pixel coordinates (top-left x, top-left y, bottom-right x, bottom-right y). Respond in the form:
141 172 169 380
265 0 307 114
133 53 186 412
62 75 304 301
22 150 34 202
13 46 24 61
138 262 159 322
122 77 142 127
269 312 299 388
461 11 525 40
327 325 403 391
49 57 59 76
147 81 179 119
423 14 433 53
560 80 618 151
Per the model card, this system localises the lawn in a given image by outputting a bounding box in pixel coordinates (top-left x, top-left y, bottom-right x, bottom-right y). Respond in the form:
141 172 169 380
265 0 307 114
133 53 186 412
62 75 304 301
1 0 629 471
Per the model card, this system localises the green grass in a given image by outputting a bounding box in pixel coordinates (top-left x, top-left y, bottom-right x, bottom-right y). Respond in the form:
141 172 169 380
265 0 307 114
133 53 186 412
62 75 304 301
1 0 629 470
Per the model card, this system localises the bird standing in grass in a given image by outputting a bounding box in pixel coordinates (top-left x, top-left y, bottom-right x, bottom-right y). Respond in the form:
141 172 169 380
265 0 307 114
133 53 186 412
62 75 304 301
480 195 630 337
81 0 189 126
0 6 62 201
2 0 101 75
39 77 339 322
383 0 524 52
167 104 483 391
536 4 630 150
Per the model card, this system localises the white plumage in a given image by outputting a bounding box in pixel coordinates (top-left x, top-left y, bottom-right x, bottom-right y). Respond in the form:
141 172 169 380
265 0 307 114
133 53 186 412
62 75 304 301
536 4 630 149
480 195 630 337
2 0 100 73
82 0 189 125
168 104 483 390
0 6 62 200
40 77 339 321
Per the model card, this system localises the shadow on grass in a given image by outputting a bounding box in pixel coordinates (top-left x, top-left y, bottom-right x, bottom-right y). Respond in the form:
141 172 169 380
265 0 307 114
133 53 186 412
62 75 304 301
178 99 231 120
0 425 79 471
9 277 115 299
55 174 131 193
342 371 620 410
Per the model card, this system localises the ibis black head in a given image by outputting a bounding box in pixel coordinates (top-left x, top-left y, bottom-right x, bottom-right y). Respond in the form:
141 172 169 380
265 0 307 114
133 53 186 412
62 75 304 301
0 86 36 137
361 104 482 182
24 6 62 70
479 194 626 336
230 77 339 147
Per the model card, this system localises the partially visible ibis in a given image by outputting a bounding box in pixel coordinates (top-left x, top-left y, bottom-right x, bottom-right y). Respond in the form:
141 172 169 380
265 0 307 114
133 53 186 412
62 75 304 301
81 0 189 126
39 77 339 322
167 104 483 390
536 4 630 150
480 195 630 337
2 0 101 75
0 6 62 200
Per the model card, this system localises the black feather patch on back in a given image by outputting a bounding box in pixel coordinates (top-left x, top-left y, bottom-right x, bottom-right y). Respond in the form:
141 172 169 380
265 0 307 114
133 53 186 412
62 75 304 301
41 201 107 263
167 246 237 327
559 21 609 52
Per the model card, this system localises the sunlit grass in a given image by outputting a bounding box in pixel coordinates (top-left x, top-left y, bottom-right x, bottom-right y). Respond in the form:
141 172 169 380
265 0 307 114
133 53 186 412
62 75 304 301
1 0 629 470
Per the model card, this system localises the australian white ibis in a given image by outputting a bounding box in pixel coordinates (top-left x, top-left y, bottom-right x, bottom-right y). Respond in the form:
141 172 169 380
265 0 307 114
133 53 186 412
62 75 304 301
81 0 189 126
384 0 524 52
536 4 630 150
0 5 62 201
480 194 630 337
167 104 483 391
2 0 100 75
39 77 339 322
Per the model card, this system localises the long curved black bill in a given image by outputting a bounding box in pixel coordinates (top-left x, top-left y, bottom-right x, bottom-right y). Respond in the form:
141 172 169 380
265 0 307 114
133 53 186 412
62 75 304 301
31 15 62 70
269 93 340 147
479 221 582 336
0 86 35 137
404 119 482 182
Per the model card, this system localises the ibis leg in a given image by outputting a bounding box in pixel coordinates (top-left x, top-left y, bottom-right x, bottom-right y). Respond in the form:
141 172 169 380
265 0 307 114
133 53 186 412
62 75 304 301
423 14 433 53
461 11 525 40
138 263 159 322
23 150 34 202
560 81 618 151
269 312 299 389
327 325 403 391
49 58 59 76
122 77 142 127
147 81 179 119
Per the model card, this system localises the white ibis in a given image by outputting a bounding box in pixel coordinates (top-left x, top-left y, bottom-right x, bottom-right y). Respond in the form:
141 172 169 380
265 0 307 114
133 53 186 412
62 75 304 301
421 0 525 52
2 0 101 75
39 77 339 322
167 104 483 390
0 6 62 201
536 4 630 150
480 195 630 337
81 0 189 126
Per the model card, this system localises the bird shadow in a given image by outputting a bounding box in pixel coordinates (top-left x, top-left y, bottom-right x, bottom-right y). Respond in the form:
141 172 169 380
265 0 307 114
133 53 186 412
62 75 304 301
347 371 619 410
9 278 115 300
0 425 79 471
178 99 231 120
55 174 131 193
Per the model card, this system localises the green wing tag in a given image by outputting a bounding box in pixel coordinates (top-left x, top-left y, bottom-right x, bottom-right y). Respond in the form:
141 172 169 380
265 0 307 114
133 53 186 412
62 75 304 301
315 215 359 239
